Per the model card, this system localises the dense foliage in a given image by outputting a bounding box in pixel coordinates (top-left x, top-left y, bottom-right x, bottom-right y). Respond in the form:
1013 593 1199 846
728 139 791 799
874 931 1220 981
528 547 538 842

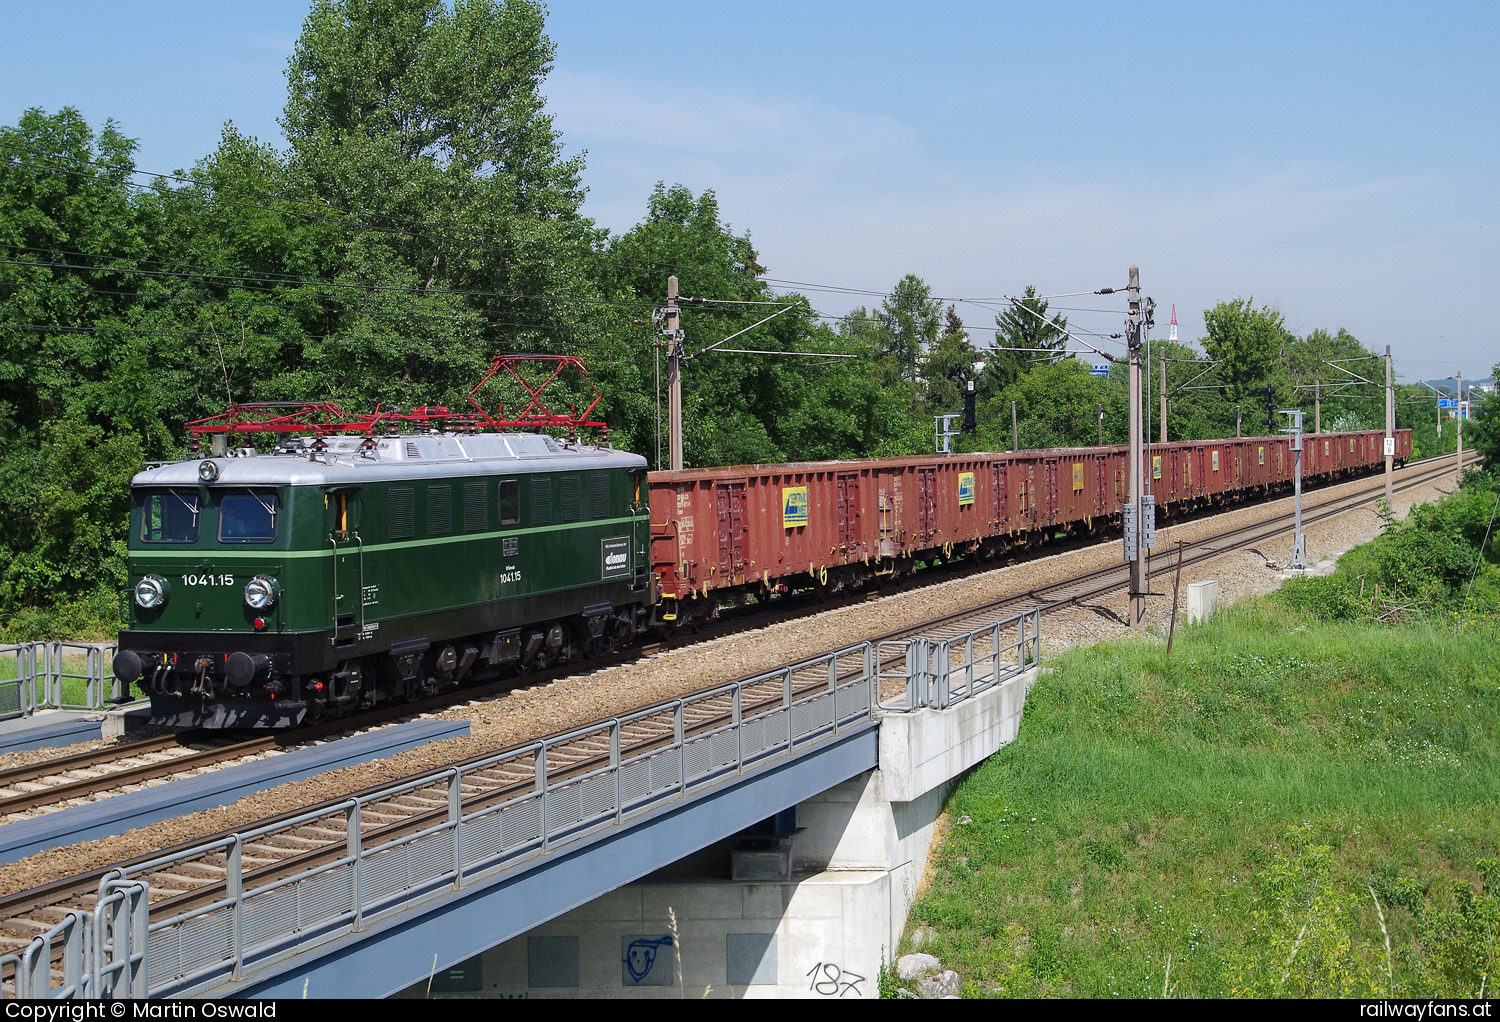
0 0 1484 637
1274 472 1500 626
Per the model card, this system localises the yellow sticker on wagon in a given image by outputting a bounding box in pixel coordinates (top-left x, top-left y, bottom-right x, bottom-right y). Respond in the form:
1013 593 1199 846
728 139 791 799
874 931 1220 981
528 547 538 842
782 486 809 528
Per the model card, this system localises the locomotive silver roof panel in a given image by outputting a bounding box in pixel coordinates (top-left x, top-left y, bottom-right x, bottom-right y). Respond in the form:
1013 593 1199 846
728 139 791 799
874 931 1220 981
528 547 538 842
131 432 647 488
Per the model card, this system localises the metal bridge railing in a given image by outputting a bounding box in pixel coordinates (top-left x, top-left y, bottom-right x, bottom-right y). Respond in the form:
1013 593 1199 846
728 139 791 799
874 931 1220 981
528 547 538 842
0 641 122 722
3 612 1041 999
877 607 1041 712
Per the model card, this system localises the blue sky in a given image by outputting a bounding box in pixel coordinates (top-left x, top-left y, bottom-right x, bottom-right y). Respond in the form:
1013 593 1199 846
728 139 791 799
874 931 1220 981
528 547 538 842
3 1 1496 386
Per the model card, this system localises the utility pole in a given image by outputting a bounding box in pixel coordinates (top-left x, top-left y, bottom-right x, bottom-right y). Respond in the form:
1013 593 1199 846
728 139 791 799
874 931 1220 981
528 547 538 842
1159 345 1168 444
1314 374 1321 435
1124 266 1150 629
666 275 684 471
1384 345 1394 502
1457 369 1464 482
1011 401 1018 452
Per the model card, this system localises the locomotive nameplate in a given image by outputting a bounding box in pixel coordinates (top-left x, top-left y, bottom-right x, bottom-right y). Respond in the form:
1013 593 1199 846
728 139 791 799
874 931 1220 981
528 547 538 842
601 536 631 579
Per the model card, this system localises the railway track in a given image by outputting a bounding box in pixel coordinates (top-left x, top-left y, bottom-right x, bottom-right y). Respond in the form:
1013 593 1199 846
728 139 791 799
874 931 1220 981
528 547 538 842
0 452 1471 987
1023 451 1471 614
3 452 1465 824
8 450 1455 815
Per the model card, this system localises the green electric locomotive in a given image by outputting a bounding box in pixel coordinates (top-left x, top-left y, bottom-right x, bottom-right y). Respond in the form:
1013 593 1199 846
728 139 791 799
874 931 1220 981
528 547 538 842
112 429 652 728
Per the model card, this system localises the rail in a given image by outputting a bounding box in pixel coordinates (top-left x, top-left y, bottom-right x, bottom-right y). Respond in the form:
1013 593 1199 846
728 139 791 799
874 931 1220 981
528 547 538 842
0 642 121 722
2 611 1040 999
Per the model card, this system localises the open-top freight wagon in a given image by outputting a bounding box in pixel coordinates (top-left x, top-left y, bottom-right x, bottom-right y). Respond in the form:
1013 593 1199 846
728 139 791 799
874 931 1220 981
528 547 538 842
645 429 1411 629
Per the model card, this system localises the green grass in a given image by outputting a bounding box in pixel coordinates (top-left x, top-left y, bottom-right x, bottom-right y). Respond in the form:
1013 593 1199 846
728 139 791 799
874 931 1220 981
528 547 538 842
902 601 1500 998
0 651 103 709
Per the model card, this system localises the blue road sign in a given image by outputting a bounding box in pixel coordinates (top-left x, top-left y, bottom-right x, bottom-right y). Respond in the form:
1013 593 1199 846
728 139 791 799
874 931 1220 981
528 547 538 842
1090 364 1110 376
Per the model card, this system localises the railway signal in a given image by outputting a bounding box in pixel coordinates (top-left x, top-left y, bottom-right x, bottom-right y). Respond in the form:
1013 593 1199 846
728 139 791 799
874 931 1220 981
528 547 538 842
1260 385 1277 429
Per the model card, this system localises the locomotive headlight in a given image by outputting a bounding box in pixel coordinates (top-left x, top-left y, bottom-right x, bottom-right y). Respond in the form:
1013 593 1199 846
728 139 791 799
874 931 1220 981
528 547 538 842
244 575 280 610
198 460 220 482
133 575 169 610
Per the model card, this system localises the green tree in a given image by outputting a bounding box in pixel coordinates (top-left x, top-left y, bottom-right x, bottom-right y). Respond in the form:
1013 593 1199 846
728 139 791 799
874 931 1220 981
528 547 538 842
0 108 162 630
1468 365 1500 477
876 274 942 383
282 0 601 379
976 359 1109 450
603 182 777 464
1149 338 1224 441
983 285 1068 394
600 183 907 466
921 305 979 413
1201 298 1289 406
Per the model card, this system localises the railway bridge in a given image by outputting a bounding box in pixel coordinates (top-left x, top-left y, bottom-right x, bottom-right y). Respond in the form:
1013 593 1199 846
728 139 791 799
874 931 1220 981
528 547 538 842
3 610 1041 1000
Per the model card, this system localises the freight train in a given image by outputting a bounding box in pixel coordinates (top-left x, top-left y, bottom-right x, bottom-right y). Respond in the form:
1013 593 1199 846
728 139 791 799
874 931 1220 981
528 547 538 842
649 428 1411 629
111 358 1411 727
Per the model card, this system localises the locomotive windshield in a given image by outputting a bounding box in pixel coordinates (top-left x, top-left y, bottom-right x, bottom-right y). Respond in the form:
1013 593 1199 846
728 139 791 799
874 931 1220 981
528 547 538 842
138 488 200 543
218 490 280 543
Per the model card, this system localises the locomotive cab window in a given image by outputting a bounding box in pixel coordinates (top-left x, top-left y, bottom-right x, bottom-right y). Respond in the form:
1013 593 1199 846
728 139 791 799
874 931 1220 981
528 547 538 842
218 490 280 543
139 488 200 543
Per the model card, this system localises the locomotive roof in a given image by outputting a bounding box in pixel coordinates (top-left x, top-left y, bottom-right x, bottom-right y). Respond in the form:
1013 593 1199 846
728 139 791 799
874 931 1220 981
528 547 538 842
131 432 646 488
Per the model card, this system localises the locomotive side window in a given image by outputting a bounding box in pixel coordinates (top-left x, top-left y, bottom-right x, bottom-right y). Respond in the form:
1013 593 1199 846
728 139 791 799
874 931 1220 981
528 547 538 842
218 490 279 543
140 488 200 543
498 479 520 525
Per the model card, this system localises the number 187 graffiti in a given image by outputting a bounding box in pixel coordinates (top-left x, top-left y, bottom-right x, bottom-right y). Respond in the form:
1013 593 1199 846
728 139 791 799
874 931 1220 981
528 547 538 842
806 962 864 996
